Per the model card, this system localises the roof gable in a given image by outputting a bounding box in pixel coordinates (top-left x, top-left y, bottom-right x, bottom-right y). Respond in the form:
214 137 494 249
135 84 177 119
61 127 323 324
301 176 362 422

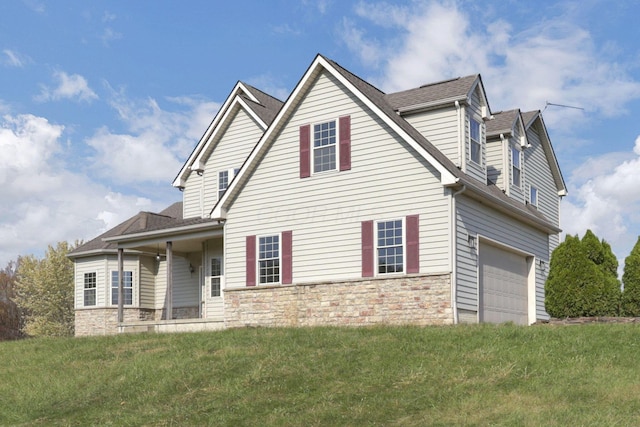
523 111 567 196
211 54 464 219
172 82 283 188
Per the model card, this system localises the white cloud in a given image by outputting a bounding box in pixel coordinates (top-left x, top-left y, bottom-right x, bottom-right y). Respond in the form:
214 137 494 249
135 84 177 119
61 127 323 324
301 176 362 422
86 87 219 184
0 113 157 266
345 1 640 131
37 71 98 103
2 49 29 67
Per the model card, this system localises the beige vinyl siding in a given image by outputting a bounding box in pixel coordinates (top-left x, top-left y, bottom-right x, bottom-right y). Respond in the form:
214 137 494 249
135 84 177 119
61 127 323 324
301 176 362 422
139 256 156 308
456 195 550 320
465 88 486 183
403 107 460 165
525 124 561 254
172 256 200 308
486 138 505 188
202 106 265 214
224 70 451 288
154 260 167 308
74 256 107 308
182 171 202 218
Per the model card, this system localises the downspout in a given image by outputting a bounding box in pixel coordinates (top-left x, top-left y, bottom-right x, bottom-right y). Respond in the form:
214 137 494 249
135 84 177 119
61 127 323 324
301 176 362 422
455 101 462 167
451 184 467 324
500 133 508 192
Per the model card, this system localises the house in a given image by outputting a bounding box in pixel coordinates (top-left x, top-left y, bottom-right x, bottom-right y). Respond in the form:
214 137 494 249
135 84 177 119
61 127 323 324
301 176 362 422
68 54 566 336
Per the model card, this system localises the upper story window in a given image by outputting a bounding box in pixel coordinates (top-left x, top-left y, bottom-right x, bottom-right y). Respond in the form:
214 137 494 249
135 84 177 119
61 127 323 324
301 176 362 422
469 117 481 165
377 219 404 274
83 272 96 306
218 170 229 199
111 271 133 306
218 168 239 199
511 146 522 187
259 235 280 284
530 186 538 208
313 120 337 173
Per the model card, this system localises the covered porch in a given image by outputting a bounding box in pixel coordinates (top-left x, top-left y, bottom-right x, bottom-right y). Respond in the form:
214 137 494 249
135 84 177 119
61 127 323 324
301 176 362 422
103 219 227 333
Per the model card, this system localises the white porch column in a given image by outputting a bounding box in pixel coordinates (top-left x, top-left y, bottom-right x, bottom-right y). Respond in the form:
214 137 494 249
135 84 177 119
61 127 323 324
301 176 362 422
166 241 173 320
117 248 124 323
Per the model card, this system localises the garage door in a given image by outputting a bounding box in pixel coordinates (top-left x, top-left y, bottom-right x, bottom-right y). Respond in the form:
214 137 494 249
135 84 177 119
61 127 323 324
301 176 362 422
479 243 528 325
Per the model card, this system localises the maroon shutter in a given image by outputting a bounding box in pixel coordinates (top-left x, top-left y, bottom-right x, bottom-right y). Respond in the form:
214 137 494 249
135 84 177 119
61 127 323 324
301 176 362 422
281 230 292 284
362 220 374 277
246 235 256 286
339 115 351 171
406 215 419 274
300 124 311 178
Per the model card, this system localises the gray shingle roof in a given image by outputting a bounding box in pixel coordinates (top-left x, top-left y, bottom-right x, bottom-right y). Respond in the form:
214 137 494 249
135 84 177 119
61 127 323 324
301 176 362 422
69 201 202 257
486 109 520 137
322 56 558 232
385 75 479 110
521 110 540 128
241 83 284 125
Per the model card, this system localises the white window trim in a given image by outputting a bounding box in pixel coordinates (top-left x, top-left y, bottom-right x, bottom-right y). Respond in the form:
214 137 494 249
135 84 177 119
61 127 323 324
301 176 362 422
511 145 522 188
83 272 97 307
469 116 482 166
110 270 134 306
311 118 340 175
218 168 238 200
208 257 223 298
257 232 282 285
375 217 406 276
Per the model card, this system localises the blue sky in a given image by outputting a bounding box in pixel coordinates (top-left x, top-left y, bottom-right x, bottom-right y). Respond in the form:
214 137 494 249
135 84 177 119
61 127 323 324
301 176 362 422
2 0 640 273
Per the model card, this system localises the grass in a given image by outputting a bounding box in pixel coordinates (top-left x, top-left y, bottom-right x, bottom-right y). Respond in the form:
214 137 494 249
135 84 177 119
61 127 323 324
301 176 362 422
1 323 640 426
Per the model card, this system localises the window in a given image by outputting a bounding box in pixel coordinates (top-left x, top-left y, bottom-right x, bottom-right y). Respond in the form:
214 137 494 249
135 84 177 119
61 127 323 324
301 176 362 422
83 272 96 306
313 120 337 173
210 258 221 297
259 235 280 284
512 146 521 187
218 170 229 199
470 117 481 164
377 219 404 274
218 168 240 199
530 186 538 207
111 271 133 305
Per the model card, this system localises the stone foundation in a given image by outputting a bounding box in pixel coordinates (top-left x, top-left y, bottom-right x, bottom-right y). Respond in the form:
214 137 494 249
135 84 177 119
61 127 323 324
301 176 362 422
224 274 452 328
75 305 200 336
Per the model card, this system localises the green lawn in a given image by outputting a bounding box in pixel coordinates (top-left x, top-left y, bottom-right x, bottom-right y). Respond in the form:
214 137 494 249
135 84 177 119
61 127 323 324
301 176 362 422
1 323 640 426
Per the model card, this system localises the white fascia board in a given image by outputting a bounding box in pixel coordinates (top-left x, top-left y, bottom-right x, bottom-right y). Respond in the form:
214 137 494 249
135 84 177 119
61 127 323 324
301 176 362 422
211 55 328 219
314 57 458 185
396 96 467 114
191 97 268 172
172 82 260 188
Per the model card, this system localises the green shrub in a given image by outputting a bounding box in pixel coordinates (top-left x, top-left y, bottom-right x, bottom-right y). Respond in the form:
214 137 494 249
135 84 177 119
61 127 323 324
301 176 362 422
621 237 640 316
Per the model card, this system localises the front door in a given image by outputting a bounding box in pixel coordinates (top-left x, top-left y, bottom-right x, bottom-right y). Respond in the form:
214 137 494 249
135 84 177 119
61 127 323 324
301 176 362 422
203 256 224 321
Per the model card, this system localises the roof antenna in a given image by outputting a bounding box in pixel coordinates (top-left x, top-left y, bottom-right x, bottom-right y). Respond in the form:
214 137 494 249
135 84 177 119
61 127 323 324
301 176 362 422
543 101 584 113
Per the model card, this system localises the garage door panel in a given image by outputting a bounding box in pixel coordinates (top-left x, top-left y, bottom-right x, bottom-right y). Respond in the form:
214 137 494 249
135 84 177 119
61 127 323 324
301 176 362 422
480 244 528 325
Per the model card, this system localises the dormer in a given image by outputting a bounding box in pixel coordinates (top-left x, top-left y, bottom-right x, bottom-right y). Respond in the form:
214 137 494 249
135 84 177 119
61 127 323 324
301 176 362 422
384 74 491 184
486 109 528 202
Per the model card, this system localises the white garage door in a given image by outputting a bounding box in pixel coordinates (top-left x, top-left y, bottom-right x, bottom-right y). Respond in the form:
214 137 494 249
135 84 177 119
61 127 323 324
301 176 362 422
479 243 528 325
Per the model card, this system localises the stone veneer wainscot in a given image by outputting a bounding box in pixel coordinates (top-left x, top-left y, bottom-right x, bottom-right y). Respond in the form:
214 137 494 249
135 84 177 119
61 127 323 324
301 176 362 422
224 274 452 328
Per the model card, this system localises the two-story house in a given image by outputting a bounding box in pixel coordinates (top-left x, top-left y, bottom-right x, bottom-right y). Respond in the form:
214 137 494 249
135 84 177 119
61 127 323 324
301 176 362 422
69 54 565 336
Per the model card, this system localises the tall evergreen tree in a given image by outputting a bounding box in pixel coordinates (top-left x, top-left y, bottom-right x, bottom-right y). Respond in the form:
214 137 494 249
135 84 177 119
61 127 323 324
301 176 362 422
545 234 619 317
14 242 75 337
581 230 621 314
622 237 640 316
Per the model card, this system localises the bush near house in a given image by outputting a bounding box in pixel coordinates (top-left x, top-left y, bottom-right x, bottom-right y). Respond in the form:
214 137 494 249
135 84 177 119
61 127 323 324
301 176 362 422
545 232 620 318
621 237 640 316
